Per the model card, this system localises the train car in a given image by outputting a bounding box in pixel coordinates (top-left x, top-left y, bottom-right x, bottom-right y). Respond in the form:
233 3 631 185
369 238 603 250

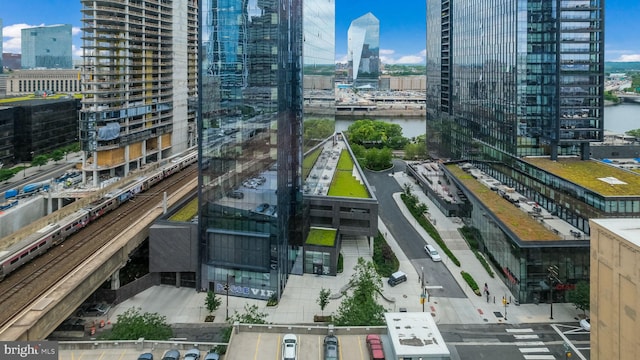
64 176 82 188
0 150 197 281
0 224 61 280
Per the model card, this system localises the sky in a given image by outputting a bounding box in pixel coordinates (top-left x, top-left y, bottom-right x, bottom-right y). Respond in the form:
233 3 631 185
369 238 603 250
2 0 639 64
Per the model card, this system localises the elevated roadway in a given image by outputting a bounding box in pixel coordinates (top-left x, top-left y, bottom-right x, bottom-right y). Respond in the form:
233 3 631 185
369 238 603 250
0 175 197 341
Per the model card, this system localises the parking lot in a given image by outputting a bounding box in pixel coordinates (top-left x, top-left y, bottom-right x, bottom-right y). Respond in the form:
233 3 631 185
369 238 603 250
225 333 382 360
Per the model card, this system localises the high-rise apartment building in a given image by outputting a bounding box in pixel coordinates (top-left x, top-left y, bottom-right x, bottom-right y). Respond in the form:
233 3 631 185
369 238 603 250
426 0 604 161
21 24 73 69
79 0 198 186
347 12 380 87
198 0 304 300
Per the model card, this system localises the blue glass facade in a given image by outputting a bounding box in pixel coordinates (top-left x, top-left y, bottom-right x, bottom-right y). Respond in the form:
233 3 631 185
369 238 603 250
198 0 303 300
348 12 380 87
426 0 604 161
20 25 73 69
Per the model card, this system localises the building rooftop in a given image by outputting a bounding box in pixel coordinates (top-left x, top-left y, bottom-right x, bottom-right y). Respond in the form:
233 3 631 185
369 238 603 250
305 227 337 246
523 157 640 196
446 165 562 241
384 312 450 357
591 219 640 248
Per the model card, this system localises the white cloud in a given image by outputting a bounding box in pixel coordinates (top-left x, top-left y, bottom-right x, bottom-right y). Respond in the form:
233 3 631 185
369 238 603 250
72 45 83 58
72 27 82 36
395 55 424 64
380 48 426 65
379 49 395 55
613 54 640 62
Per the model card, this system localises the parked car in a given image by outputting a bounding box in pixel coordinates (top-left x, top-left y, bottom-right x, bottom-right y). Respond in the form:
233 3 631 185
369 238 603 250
76 303 110 317
387 271 407 287
203 351 220 360
365 334 385 360
162 349 180 360
424 244 442 262
227 190 244 199
137 353 154 360
183 349 200 360
282 333 297 360
323 335 339 360
255 203 270 213
580 318 590 331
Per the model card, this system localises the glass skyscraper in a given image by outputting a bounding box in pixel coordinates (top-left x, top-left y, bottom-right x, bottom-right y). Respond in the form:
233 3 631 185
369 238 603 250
348 12 380 87
21 24 73 69
426 0 604 161
198 0 303 300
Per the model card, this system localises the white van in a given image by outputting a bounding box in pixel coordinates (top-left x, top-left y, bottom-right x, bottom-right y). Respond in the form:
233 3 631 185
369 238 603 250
424 244 442 262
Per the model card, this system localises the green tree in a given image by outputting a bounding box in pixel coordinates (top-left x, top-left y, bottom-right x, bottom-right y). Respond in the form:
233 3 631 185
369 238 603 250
317 288 331 316
205 291 222 315
51 149 64 163
31 154 49 169
304 119 335 142
104 307 172 340
347 119 404 149
626 129 640 138
333 257 386 326
567 281 590 315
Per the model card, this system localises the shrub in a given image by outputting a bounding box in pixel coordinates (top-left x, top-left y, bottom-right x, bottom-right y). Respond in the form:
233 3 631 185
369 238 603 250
461 271 481 296
400 193 461 267
372 232 399 277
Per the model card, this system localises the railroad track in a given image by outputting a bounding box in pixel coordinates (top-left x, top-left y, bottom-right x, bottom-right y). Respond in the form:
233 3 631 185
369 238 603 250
0 165 197 330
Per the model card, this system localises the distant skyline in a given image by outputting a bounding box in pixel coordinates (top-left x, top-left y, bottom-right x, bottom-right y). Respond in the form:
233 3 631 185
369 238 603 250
2 0 639 64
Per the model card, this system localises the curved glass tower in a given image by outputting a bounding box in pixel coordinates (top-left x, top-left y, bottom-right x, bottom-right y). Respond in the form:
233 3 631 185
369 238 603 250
347 12 380 87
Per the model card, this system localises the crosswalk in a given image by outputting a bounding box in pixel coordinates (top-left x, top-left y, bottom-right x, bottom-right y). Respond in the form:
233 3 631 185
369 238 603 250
506 328 556 360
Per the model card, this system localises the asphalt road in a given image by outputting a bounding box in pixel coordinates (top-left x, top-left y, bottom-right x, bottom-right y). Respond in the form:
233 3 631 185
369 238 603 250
441 322 590 360
364 159 465 299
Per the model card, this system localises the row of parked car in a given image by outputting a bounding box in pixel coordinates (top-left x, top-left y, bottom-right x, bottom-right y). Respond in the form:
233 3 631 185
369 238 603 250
281 333 385 360
139 348 220 360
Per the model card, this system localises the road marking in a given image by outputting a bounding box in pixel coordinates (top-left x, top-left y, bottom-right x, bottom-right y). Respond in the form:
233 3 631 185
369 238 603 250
514 334 539 340
523 355 556 360
253 333 261 360
507 328 534 333
514 341 545 347
551 324 588 360
520 348 550 353
477 309 484 315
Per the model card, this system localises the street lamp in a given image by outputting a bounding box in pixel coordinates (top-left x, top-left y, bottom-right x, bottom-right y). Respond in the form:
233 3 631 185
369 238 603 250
225 273 235 320
548 265 559 320
421 266 425 312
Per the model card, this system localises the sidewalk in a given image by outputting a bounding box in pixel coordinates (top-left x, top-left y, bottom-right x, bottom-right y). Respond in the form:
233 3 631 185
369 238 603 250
390 171 579 325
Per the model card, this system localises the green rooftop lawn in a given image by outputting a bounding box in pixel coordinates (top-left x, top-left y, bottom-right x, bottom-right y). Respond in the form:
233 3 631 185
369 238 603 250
303 147 323 180
306 227 337 246
327 150 370 198
169 197 198 222
0 93 81 103
447 165 561 242
524 158 640 196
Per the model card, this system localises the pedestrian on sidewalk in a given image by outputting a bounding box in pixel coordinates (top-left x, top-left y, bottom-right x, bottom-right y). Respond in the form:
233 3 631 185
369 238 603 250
484 283 490 303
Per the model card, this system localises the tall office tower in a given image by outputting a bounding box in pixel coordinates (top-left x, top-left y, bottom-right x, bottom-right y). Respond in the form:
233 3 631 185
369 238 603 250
198 0 303 300
21 24 73 69
79 0 198 186
303 0 335 70
426 0 604 161
0 18 3 74
347 12 380 87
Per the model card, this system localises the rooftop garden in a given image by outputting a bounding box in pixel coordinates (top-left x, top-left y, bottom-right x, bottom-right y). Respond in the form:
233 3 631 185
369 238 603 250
303 147 323 180
327 150 370 198
524 158 640 196
306 227 337 246
446 165 561 242
169 197 198 222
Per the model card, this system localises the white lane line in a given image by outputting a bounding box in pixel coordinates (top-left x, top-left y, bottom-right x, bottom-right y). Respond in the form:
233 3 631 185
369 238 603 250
520 348 550 353
514 341 545 347
523 355 556 360
514 334 540 340
506 328 534 333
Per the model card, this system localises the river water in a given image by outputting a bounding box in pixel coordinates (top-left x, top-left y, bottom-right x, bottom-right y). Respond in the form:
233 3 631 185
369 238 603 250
330 103 640 139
